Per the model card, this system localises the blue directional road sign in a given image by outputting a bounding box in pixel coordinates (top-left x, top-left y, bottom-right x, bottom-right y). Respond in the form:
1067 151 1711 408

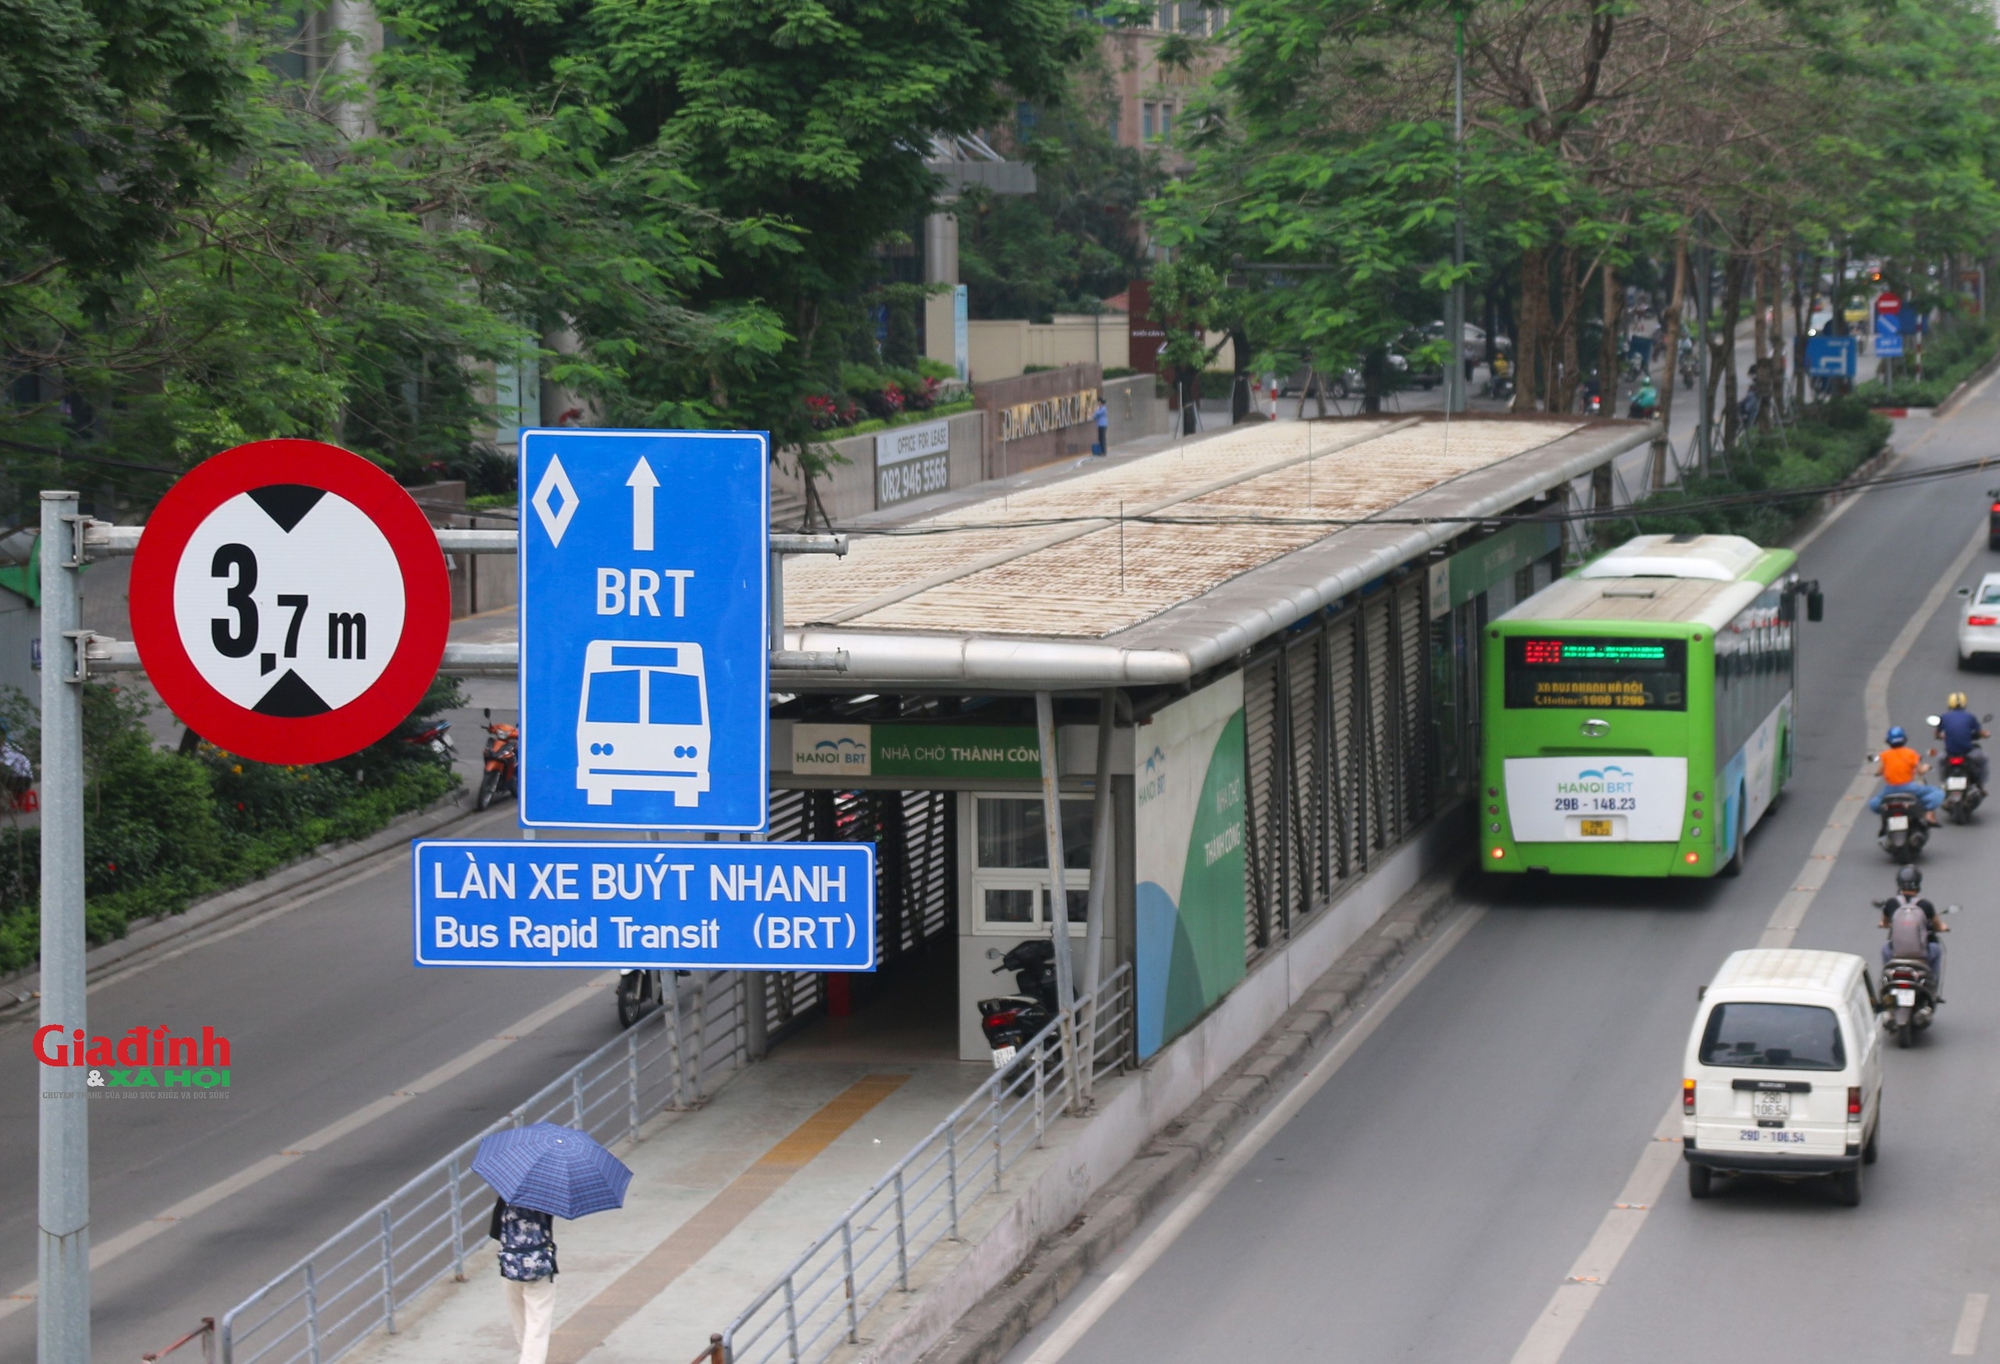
519 429 769 830
1874 310 1904 359
1806 334 1857 379
412 840 876 970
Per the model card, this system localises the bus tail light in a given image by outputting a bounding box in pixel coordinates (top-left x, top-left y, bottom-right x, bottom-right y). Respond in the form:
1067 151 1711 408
1847 1086 1862 1118
1684 851 1700 864
1683 1079 1696 1114
1490 846 1506 859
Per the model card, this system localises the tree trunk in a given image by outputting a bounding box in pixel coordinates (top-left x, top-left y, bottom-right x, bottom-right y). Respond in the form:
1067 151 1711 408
1513 247 1548 412
1231 327 1253 424
1791 249 1812 410
1599 258 1622 413
1652 228 1690 490
1553 248 1585 414
1751 237 1771 431
1719 252 1745 452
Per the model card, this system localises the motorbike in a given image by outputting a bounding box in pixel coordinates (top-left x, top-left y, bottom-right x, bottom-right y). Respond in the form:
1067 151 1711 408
976 939 1060 1069
617 969 664 1028
1879 906 1954 1048
407 719 454 760
477 709 520 810
1938 752 1986 824
1876 788 1930 863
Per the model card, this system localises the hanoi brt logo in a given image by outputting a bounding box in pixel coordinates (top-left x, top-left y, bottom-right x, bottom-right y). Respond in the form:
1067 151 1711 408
34 1023 233 1092
1557 765 1636 796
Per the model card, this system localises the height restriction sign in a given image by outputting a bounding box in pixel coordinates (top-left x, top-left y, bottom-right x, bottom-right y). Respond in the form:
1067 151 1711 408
130 439 451 764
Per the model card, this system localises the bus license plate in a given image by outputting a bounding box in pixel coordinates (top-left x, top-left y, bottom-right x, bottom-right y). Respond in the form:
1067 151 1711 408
1949 777 1969 790
1887 815 1909 831
1579 819 1613 837
1752 1091 1789 1121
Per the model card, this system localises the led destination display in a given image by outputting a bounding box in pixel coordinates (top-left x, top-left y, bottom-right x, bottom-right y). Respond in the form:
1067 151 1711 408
1503 635 1687 711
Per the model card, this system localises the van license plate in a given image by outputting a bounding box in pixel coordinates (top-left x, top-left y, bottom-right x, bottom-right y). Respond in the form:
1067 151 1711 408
1895 988 1916 1006
1949 777 1969 790
1752 1092 1789 1121
1887 815 1910 831
1579 819 1613 837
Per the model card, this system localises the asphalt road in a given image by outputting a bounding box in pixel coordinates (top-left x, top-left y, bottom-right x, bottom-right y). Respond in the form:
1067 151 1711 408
0 801 627 1363
1002 382 2000 1363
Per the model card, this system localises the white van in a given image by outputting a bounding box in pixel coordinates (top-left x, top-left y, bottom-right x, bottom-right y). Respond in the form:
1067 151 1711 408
1682 948 1881 1205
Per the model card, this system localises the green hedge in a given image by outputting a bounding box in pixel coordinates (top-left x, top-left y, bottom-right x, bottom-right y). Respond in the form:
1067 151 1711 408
0 678 461 974
1632 398 1893 545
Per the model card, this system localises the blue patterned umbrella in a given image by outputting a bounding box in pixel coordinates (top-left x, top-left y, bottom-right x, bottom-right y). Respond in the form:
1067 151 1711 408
472 1123 633 1219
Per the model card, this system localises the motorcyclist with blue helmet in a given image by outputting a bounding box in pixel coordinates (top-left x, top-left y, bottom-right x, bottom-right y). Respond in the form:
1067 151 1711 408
1869 725 1942 824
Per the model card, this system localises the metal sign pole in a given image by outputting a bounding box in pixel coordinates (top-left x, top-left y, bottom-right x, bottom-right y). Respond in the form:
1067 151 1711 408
39 490 89 1364
1033 692 1077 1015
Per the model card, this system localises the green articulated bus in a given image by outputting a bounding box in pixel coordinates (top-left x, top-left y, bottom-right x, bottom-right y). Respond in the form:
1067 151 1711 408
1481 533 1815 877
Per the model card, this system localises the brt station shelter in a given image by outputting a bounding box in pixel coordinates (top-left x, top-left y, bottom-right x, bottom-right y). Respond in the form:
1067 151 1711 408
761 414 1656 1062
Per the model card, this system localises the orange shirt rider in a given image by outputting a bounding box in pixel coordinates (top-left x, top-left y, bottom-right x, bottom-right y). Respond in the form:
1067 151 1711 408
1870 726 1942 820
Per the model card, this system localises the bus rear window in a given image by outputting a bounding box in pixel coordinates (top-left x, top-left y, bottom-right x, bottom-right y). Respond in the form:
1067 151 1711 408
1503 636 1686 710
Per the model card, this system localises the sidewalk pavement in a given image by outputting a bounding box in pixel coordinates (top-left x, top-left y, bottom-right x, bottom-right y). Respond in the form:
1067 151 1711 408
349 990 993 1364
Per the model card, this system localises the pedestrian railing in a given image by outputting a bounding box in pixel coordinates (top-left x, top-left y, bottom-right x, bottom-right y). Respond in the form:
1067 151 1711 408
220 972 749 1364
718 964 1135 1364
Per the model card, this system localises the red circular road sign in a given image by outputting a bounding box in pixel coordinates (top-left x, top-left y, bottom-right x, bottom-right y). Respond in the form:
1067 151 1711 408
130 439 451 764
1877 291 1902 315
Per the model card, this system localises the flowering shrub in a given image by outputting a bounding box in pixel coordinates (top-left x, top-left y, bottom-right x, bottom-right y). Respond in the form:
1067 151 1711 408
804 393 859 430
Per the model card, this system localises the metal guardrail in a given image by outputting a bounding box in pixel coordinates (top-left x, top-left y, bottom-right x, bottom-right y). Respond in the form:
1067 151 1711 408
220 973 750 1364
719 964 1135 1364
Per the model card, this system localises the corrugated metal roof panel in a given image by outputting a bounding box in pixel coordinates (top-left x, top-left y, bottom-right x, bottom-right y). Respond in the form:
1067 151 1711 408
788 418 1581 640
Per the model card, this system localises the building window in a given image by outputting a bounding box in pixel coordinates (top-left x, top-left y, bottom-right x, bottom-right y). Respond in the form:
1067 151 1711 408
1142 103 1156 140
1155 3 1173 29
970 796 1093 935
1159 104 1173 140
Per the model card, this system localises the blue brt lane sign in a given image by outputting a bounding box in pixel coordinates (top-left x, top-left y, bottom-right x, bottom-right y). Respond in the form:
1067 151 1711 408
519 428 770 831
412 840 877 970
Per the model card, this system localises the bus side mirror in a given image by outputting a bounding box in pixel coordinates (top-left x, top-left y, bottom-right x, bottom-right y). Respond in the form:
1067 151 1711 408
1697 985 1708 1001
1807 591 1824 622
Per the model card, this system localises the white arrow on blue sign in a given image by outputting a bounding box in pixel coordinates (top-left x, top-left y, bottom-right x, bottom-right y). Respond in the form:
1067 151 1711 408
412 840 877 970
1874 311 1905 359
518 428 770 830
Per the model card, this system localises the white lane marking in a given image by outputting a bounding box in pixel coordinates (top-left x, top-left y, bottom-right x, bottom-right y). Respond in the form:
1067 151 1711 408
1954 1293 1989 1356
1510 516 1991 1363
1019 906 1486 1364
0 974 612 1319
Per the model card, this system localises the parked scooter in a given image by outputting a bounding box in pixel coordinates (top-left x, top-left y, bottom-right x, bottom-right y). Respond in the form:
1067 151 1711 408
477 709 520 810
1876 789 1930 863
977 939 1060 1069
407 718 454 760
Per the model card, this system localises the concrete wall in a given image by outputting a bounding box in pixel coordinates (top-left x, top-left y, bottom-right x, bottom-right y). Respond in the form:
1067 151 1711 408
406 481 516 619
974 364 1104 478
969 318 1237 383
773 410 988 524
1103 373 1170 447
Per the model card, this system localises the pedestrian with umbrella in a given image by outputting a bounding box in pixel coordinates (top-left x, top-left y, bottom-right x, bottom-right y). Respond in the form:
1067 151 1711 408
475 1123 633 1364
